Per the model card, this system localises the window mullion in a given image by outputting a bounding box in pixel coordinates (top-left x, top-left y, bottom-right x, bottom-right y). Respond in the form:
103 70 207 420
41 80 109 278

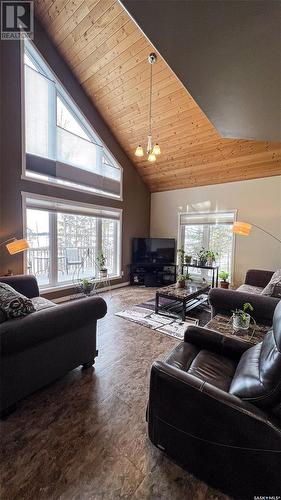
49 212 58 286
96 218 102 275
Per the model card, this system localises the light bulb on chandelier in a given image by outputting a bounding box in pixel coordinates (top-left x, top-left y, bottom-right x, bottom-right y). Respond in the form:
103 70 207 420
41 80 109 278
148 152 156 162
135 145 144 157
134 53 161 161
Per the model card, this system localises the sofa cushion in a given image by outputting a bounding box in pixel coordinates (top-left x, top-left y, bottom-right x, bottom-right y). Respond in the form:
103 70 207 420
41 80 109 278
31 297 56 311
236 284 263 295
261 269 281 297
187 350 237 392
0 282 35 321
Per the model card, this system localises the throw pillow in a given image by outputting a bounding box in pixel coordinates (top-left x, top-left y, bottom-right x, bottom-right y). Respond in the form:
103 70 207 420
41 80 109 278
0 282 35 321
261 269 281 297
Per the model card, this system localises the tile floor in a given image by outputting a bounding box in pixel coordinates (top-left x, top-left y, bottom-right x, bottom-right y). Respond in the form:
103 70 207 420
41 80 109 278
0 286 227 500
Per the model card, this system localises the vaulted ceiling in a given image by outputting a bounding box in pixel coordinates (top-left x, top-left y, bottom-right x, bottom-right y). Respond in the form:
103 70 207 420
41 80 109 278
35 0 281 192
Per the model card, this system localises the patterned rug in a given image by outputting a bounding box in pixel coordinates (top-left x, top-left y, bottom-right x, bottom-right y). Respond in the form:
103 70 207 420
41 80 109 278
115 296 211 340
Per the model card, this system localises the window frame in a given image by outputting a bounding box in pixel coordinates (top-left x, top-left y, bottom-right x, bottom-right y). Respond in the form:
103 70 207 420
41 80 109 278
20 40 123 201
22 192 123 292
178 210 237 283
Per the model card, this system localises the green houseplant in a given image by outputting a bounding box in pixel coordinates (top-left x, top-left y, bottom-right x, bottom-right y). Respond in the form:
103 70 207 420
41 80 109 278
206 250 218 266
176 273 192 288
96 251 107 278
79 277 94 296
232 302 254 331
177 246 185 266
197 247 209 266
219 270 230 289
184 254 192 264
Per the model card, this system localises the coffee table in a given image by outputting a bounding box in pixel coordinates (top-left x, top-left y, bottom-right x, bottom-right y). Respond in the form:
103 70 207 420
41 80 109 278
205 314 270 346
155 282 209 321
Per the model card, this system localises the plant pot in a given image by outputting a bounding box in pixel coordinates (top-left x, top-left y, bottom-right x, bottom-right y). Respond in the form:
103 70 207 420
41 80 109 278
199 260 207 267
184 255 192 264
233 312 251 331
220 281 229 289
99 269 108 278
207 258 214 266
192 259 198 266
176 280 185 289
81 284 94 295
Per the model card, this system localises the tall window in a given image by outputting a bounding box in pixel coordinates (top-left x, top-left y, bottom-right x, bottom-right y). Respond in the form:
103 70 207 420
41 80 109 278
24 194 121 288
23 41 122 199
179 212 236 280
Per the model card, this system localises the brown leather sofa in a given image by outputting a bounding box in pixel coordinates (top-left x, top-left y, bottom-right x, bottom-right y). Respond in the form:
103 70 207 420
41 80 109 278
0 275 107 415
209 269 280 324
147 301 281 498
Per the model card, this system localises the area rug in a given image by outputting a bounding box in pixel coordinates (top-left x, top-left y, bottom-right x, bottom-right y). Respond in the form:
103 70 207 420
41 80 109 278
115 296 211 340
137 296 211 326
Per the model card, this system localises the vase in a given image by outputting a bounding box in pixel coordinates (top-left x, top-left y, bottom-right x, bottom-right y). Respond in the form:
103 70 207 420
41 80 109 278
176 281 185 289
99 269 108 278
233 312 250 331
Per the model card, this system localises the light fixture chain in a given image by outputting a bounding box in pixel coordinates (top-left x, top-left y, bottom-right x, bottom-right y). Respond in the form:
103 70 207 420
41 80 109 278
149 61 153 137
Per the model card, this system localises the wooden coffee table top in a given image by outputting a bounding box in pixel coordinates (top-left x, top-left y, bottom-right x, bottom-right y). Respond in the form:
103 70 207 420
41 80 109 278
206 314 271 345
156 282 209 300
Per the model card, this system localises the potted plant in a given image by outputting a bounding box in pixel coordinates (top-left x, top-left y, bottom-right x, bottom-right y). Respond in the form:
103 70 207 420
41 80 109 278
232 302 254 331
96 251 107 278
177 246 185 266
184 254 192 264
206 250 218 266
176 274 186 288
79 277 94 296
219 270 230 289
197 247 208 266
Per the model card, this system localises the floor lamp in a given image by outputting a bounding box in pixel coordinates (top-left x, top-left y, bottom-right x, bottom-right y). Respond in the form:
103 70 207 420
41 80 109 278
232 221 281 245
0 238 29 275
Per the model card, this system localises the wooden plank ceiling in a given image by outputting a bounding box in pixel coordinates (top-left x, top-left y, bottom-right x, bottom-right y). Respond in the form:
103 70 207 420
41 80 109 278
35 0 281 192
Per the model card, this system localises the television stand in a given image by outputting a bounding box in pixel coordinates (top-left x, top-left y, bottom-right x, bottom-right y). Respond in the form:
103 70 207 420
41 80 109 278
129 263 177 287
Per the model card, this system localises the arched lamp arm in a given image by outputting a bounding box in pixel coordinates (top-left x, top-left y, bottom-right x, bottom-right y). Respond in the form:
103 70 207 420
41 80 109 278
250 223 281 244
0 238 16 248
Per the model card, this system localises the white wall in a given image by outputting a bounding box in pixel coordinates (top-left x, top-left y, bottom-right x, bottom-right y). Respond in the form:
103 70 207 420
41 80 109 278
150 176 281 286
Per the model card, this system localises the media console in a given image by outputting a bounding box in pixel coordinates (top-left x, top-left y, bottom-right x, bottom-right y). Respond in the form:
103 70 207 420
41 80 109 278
129 263 177 287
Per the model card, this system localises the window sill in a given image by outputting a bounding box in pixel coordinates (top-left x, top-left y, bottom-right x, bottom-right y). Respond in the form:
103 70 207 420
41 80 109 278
40 275 123 294
21 172 123 202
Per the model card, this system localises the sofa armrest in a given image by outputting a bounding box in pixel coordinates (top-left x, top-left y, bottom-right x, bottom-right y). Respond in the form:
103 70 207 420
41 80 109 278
245 269 274 288
0 274 39 298
148 361 281 451
208 287 279 324
0 296 107 356
184 325 251 359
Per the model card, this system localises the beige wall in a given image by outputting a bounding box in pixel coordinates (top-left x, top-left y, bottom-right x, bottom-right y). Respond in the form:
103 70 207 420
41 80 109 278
150 176 281 286
0 21 150 294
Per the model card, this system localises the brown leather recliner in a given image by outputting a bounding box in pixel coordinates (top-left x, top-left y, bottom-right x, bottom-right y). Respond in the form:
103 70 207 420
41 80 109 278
148 301 281 499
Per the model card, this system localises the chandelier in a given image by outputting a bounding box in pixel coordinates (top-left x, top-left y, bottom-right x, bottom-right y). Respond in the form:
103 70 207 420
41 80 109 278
135 53 161 162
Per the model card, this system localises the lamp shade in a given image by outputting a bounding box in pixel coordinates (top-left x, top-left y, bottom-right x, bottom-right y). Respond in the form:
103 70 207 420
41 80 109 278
6 238 29 255
135 145 144 157
152 143 161 155
232 221 252 236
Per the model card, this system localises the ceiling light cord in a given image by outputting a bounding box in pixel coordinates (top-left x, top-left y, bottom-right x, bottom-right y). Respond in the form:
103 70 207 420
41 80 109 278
135 52 160 161
149 61 153 139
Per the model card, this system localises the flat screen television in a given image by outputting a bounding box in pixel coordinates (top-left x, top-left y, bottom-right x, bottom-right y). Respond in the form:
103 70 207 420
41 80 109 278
132 238 176 264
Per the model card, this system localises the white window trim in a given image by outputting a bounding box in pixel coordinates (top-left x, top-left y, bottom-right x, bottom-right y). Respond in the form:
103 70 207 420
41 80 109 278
22 192 123 291
177 210 237 284
20 39 123 202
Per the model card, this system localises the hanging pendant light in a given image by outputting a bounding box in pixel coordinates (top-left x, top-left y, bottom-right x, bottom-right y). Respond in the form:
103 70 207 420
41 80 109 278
134 53 161 161
135 145 144 157
152 143 161 155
